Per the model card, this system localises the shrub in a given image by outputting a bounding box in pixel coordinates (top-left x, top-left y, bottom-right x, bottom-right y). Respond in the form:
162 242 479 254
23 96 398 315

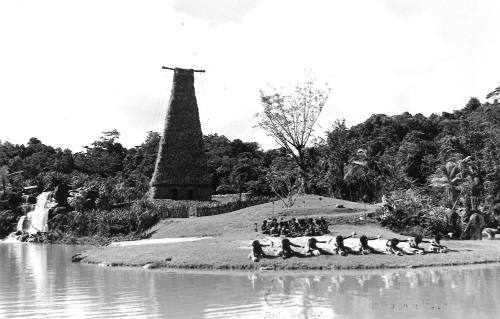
68 193 86 212
0 191 22 211
420 206 449 236
39 172 70 191
379 189 451 236
246 178 273 197
0 210 17 238
49 199 161 238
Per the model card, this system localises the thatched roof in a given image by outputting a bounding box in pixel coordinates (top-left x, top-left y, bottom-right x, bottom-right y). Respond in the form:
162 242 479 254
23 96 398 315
150 68 211 199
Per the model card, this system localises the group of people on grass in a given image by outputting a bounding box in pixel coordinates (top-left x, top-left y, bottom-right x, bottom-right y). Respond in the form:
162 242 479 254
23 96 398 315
258 217 329 238
248 233 448 262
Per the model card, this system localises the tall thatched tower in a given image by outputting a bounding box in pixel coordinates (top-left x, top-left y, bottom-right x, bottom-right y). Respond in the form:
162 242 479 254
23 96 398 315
150 67 211 200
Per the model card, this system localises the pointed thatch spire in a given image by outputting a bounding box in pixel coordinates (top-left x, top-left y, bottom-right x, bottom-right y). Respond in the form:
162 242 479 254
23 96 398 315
150 68 211 200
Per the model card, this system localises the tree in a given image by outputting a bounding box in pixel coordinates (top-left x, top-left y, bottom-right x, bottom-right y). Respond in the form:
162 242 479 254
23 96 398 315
256 75 331 192
74 130 126 176
0 166 8 193
486 83 500 100
122 131 160 179
343 148 381 202
229 154 258 200
396 131 437 184
464 97 481 112
430 156 477 208
430 161 463 208
323 119 355 197
28 137 41 146
266 157 302 207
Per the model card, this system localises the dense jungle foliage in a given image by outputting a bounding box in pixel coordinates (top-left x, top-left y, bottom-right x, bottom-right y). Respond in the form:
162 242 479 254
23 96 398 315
1 97 499 206
1 97 500 238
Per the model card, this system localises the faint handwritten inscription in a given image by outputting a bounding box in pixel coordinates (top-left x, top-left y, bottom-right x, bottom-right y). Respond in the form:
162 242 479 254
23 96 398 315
372 301 448 312
262 310 326 319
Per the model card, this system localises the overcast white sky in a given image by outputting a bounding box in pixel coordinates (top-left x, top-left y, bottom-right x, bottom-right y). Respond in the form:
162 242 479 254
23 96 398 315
1 0 499 151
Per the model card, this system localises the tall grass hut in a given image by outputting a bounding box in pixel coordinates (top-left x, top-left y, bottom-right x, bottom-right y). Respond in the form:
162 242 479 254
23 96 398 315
150 67 211 201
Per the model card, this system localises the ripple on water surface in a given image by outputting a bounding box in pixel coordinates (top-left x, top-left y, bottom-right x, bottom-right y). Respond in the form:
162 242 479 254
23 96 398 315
1 243 500 319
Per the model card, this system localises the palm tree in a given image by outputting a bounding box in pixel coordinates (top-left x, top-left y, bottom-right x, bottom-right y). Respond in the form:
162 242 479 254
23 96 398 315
430 156 475 208
344 148 372 201
430 162 462 207
486 83 500 100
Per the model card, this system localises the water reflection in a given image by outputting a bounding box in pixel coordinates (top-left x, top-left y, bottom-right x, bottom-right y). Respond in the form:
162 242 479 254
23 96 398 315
1 243 500 319
238 268 500 319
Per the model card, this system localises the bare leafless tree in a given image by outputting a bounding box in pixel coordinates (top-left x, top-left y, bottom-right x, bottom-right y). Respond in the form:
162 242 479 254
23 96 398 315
266 157 301 207
256 75 331 192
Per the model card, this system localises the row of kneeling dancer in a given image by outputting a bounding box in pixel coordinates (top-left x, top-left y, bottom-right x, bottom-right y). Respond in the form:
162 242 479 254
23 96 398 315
248 233 448 262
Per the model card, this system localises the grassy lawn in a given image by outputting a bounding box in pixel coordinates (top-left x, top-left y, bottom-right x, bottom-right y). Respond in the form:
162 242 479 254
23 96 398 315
80 237 500 271
77 195 500 271
149 195 377 238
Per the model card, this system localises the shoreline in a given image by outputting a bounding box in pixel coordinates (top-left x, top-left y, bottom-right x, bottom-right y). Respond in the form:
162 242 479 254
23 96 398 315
4 237 500 273
78 257 500 274
74 235 500 272
76 259 500 277
70 195 500 273
77 253 500 272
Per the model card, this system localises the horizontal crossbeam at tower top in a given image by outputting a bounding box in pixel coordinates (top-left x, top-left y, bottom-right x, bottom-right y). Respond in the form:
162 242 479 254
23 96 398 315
161 66 205 73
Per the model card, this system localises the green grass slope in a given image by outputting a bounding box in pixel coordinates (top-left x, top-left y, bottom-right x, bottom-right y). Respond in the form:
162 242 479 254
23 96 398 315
77 195 500 271
150 195 378 238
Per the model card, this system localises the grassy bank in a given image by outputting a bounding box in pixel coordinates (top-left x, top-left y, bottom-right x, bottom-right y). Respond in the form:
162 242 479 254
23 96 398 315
79 236 500 270
76 195 500 271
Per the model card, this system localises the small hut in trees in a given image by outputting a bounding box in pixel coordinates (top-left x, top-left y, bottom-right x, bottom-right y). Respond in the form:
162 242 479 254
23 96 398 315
149 67 211 201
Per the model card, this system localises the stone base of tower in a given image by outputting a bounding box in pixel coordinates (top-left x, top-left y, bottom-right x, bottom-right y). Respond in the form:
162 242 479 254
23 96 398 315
149 184 212 201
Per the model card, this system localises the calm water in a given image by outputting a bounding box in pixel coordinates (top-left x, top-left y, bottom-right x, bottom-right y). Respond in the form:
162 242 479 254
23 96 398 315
1 243 499 319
